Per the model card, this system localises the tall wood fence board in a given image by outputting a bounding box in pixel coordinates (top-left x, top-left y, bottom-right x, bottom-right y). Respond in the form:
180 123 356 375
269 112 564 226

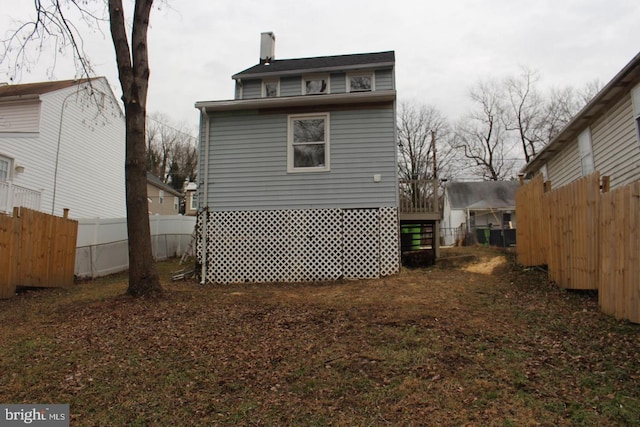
599 182 640 322
516 175 548 266
517 172 640 323
0 208 77 299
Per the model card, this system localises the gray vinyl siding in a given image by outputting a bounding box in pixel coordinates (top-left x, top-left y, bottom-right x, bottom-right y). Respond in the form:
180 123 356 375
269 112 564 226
201 106 397 210
545 92 640 190
280 77 301 97
546 139 582 188
241 80 262 99
331 73 346 93
591 94 640 188
375 68 394 91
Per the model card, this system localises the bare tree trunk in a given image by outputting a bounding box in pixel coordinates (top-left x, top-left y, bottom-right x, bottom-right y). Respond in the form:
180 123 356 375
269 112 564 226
109 0 162 296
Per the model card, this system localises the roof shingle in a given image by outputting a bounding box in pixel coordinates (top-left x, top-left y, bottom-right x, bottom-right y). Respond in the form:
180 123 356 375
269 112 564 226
232 51 395 79
0 78 97 98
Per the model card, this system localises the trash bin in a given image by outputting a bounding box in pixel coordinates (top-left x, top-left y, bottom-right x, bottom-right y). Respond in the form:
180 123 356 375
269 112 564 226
401 224 421 251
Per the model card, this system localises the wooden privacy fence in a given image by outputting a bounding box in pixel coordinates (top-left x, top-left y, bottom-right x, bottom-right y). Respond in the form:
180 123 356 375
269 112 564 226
0 207 78 299
516 172 640 323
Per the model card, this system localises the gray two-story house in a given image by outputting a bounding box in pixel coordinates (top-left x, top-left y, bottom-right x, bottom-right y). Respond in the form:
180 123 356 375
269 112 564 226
194 32 399 284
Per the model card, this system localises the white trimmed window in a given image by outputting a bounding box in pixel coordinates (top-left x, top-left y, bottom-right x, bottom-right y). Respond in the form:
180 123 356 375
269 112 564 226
303 75 329 95
578 128 594 176
287 113 330 172
190 192 197 210
159 190 164 205
632 84 640 144
347 72 374 92
0 155 10 181
262 79 279 98
173 196 179 211
0 156 11 181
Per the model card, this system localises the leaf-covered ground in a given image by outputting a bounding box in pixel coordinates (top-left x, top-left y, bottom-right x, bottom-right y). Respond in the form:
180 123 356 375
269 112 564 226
1 247 639 426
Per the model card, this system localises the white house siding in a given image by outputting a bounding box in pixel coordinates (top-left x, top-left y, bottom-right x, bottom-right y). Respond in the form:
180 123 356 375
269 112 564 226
0 100 40 133
202 106 397 211
0 78 126 218
591 95 640 188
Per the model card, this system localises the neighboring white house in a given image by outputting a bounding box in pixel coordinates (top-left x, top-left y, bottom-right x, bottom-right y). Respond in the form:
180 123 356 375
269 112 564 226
521 50 640 189
441 181 519 246
0 77 126 218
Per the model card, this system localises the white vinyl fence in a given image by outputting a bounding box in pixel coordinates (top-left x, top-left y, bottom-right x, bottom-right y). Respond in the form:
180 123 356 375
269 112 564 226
75 215 196 278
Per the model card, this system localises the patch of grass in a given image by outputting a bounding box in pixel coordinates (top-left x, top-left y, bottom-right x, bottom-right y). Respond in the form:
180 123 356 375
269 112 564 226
1 250 639 426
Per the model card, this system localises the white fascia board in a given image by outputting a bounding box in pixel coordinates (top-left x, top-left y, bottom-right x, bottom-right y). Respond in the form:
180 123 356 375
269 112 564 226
195 90 396 112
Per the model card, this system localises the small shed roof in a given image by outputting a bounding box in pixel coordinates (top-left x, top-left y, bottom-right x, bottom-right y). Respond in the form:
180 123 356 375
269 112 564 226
147 173 183 197
445 181 519 210
232 51 395 80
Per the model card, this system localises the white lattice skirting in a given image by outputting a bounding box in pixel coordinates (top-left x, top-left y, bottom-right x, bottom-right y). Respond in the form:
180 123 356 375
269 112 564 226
195 207 399 284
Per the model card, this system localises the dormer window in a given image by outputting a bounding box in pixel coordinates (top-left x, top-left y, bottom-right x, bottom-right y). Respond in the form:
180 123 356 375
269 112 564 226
262 79 279 98
347 72 374 92
303 75 329 95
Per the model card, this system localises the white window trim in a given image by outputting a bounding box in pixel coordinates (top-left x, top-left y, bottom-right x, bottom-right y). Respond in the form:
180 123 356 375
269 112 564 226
262 79 280 98
159 190 164 205
302 74 330 95
346 71 375 93
540 164 548 181
173 196 179 211
287 113 330 173
190 192 197 210
632 84 640 145
578 127 595 176
0 154 12 181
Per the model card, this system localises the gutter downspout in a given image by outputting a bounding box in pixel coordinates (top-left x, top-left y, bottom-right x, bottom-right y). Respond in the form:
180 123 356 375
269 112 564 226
200 107 211 284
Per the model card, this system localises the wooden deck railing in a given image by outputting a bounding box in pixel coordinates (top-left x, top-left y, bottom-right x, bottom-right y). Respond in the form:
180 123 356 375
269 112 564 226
0 181 42 214
398 179 439 214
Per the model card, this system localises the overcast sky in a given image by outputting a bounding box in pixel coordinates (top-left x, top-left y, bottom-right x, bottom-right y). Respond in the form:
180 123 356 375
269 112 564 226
2 0 640 135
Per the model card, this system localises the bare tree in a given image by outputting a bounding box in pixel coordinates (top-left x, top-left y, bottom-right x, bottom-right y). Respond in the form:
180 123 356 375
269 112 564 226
504 67 546 163
453 79 517 180
146 113 197 191
3 1 162 296
397 102 457 209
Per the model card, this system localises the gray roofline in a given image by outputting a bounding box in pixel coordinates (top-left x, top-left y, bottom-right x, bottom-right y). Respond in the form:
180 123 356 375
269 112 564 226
232 62 395 80
521 50 640 176
195 90 396 112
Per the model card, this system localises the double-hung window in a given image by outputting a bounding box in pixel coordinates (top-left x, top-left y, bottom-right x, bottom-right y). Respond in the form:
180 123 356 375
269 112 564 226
303 75 329 95
288 113 330 172
347 72 374 92
0 155 11 181
190 192 197 210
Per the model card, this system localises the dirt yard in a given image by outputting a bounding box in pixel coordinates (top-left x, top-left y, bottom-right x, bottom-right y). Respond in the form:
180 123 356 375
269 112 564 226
0 247 639 426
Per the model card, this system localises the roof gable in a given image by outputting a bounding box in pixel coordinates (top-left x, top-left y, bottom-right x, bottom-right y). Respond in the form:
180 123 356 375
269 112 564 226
232 51 395 80
147 173 183 197
445 181 519 210
0 78 98 98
